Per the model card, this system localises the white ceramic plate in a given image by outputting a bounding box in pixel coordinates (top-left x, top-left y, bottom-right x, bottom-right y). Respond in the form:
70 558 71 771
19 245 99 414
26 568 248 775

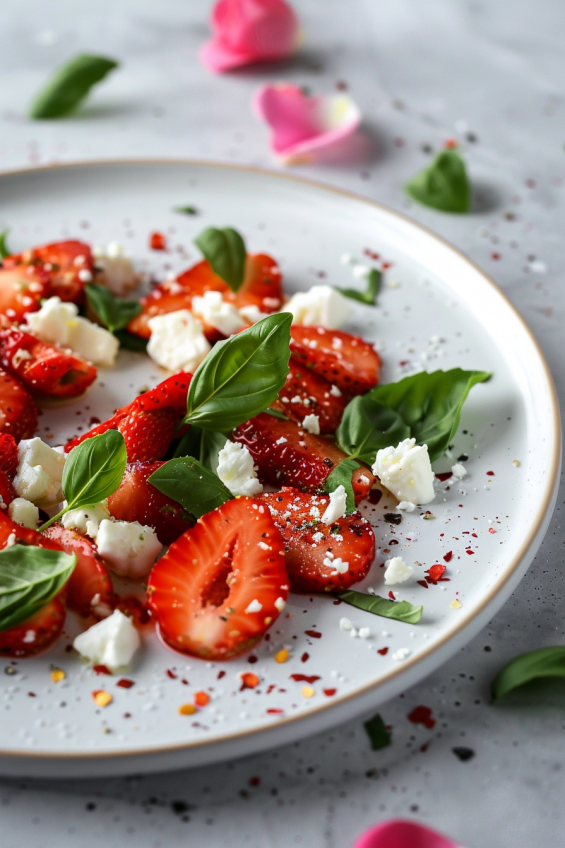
0 161 560 778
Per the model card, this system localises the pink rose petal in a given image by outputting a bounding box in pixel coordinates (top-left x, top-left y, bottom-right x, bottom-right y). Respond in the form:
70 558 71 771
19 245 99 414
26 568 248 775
352 820 464 848
253 83 362 164
201 0 300 73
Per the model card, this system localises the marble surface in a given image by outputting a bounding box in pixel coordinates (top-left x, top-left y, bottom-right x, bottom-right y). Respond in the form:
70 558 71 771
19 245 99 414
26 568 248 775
1 0 564 845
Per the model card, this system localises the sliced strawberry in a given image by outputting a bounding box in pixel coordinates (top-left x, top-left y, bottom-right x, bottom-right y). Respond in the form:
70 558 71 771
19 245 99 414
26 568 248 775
0 368 39 442
4 240 94 303
148 497 289 660
107 460 194 546
64 373 191 462
262 488 375 593
0 264 51 322
0 327 97 399
0 433 18 476
0 594 66 658
233 413 375 503
42 525 115 619
290 326 381 396
273 355 348 434
233 253 283 315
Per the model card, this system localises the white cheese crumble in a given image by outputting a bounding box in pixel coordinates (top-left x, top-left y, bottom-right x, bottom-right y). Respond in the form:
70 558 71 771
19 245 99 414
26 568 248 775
96 519 162 578
93 242 140 295
323 555 349 574
61 500 111 539
397 501 416 512
12 348 32 368
329 384 342 397
13 438 66 508
352 264 370 279
392 647 411 662
384 556 413 586
451 463 467 479
372 438 435 505
339 617 353 631
275 437 287 445
73 609 140 672
358 627 371 639
282 285 354 329
302 413 320 435
245 599 263 613
191 290 246 337
25 296 119 367
216 441 263 496
8 497 39 529
321 485 348 525
274 597 286 612
147 309 211 372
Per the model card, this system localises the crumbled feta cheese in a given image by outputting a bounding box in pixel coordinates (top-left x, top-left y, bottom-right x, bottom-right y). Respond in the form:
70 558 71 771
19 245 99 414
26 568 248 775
312 531 324 543
61 500 110 538
6 532 16 547
302 414 320 435
93 242 140 295
245 599 263 613
217 441 263 496
25 297 119 367
147 309 211 372
238 304 270 324
373 438 435 504
191 290 246 337
8 498 39 529
340 252 354 265
282 285 354 329
397 501 416 512
12 348 32 368
339 617 353 631
321 485 347 525
96 520 162 578
275 437 287 445
329 384 342 397
392 647 411 662
13 438 66 508
274 597 286 612
384 556 413 586
73 610 140 671
451 463 467 479
324 555 349 574
359 627 371 639
352 264 370 279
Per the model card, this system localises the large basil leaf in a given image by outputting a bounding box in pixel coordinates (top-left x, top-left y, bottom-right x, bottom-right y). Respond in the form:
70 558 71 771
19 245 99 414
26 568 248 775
405 150 470 213
173 426 228 473
338 269 381 305
0 545 76 633
194 227 246 292
369 369 491 462
0 229 11 260
324 459 359 514
149 458 232 520
85 283 141 333
184 313 292 432
336 589 423 624
336 395 410 465
29 54 119 119
491 647 565 703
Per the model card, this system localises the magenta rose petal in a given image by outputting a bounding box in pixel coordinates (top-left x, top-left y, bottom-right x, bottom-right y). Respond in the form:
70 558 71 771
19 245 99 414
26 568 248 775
351 820 465 848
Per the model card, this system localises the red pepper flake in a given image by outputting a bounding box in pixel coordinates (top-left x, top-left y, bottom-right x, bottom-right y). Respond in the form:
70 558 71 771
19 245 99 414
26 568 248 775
399 360 410 367
304 630 322 639
323 688 337 697
301 652 309 663
116 596 151 625
247 654 258 663
27 691 36 697
491 252 500 260
240 672 260 690
149 231 167 251
388 591 396 600
377 647 389 656
290 674 320 684
486 470 495 476
266 684 276 694
363 249 380 260
381 261 392 269
249 776 261 787
417 580 429 589
435 471 452 482
444 138 458 149
93 664 112 675
217 670 226 679
166 669 177 679
116 678 135 689
368 489 382 505
489 527 496 534
194 691 210 707
267 708 284 715
465 549 474 555
443 551 453 562
408 705 436 729
426 564 446 584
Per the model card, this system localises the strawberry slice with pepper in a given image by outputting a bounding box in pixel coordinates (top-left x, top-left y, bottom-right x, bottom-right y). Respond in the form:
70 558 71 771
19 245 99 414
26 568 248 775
0 368 39 442
290 326 381 396
262 488 375 593
65 373 191 462
107 460 194 545
0 594 66 658
233 413 375 503
0 433 18 476
0 263 51 322
147 497 289 660
3 240 94 303
273 354 348 434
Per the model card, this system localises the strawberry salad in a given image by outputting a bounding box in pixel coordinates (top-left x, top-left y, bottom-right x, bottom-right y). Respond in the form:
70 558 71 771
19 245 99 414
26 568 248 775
0 228 490 673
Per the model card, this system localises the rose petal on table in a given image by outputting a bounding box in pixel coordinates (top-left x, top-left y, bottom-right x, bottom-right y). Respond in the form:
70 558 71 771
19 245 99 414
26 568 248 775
200 0 300 73
253 83 362 164
352 819 465 848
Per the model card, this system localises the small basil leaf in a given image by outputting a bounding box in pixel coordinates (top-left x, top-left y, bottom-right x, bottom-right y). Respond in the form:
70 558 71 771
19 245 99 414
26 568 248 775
29 54 119 120
0 229 11 260
85 283 141 333
338 269 381 305
194 226 246 292
491 647 565 703
149 458 233 520
336 395 410 465
185 313 292 432
265 406 289 421
0 545 76 633
173 426 228 473
174 206 198 215
369 369 491 462
336 589 423 624
324 459 359 514
364 712 391 751
405 150 471 213
113 330 148 352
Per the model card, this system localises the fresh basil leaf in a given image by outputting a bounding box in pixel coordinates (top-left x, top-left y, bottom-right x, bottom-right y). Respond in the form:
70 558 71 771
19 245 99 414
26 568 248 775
491 647 565 703
194 227 246 292
173 426 228 473
0 545 76 633
0 229 11 260
149 457 232 520
174 206 198 215
369 369 491 462
338 269 381 305
113 330 148 352
364 712 391 751
405 150 470 213
85 283 141 333
29 54 119 120
336 589 423 624
184 313 292 432
324 459 359 514
336 395 410 465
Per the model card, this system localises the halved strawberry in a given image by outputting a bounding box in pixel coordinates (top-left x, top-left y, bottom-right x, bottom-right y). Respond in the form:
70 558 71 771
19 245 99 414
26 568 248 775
107 460 194 545
0 368 39 442
233 413 375 503
147 497 289 660
0 327 97 399
290 326 381 396
0 433 19 476
3 240 94 303
273 355 348 434
0 593 66 658
64 373 191 462
262 488 375 593
0 264 51 322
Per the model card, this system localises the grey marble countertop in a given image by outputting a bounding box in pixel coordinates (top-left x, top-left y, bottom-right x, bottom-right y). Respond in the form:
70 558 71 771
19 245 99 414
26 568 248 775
1 1 564 846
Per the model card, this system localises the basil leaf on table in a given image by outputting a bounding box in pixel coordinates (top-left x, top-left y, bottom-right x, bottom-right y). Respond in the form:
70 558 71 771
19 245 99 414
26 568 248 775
369 369 491 462
194 226 246 292
338 269 381 305
174 206 198 215
149 458 233 520
491 647 565 703
364 712 391 751
173 426 228 474
336 589 423 624
324 459 359 514
0 229 11 260
29 54 119 120
0 545 76 633
85 283 142 333
40 431 127 530
336 395 410 465
184 313 292 432
405 150 471 213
